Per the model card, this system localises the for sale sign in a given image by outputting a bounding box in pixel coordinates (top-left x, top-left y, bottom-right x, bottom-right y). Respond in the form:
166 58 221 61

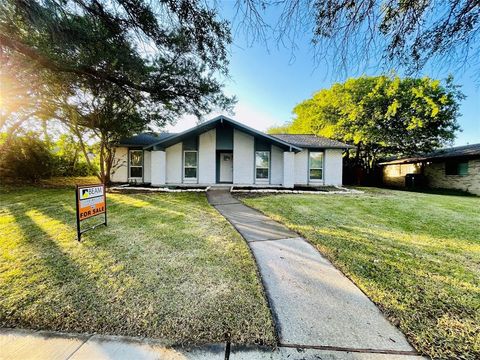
78 185 105 220
75 184 107 241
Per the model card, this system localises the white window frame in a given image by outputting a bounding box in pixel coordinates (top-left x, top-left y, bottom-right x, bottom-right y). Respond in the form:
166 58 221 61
309 151 324 182
183 150 198 181
255 151 270 182
128 149 143 180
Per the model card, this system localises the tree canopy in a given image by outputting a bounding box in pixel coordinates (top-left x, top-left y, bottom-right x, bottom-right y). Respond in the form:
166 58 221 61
0 0 233 115
269 75 464 169
0 0 235 182
235 0 480 78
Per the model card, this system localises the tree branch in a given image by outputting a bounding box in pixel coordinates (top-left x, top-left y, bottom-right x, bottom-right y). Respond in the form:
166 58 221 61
0 34 155 94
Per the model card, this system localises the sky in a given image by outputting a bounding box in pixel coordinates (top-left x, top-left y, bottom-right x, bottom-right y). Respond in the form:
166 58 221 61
167 2 480 147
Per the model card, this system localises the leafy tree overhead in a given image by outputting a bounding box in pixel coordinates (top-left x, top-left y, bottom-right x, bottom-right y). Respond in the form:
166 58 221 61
0 0 234 182
0 0 233 112
270 75 464 172
64 86 156 183
235 1 480 78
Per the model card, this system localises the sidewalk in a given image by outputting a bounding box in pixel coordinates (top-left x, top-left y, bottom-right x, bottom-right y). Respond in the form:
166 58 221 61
0 328 426 359
0 329 223 360
207 189 424 357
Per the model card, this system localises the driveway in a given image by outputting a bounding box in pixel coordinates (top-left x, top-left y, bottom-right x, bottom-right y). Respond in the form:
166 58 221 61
207 189 421 357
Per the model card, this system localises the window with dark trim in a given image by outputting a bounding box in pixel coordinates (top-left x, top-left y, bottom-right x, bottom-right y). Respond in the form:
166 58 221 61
184 150 198 179
129 150 143 178
309 151 323 180
445 160 469 176
255 151 270 180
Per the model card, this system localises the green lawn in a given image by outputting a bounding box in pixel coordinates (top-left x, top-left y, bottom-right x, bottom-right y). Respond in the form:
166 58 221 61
242 188 479 359
0 185 275 345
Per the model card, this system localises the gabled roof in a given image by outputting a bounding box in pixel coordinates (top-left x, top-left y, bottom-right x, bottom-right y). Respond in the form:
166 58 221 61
271 134 354 149
144 115 303 152
118 132 175 147
379 143 480 165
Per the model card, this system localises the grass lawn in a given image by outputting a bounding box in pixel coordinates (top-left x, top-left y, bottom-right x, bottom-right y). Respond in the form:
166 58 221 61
0 184 275 345
242 188 479 359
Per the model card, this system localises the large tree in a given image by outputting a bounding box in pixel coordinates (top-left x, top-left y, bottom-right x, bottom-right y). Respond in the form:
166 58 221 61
235 1 480 78
0 0 234 182
269 75 464 172
63 85 159 183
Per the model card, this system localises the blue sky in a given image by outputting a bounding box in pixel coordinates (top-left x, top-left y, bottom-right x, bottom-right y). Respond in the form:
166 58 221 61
169 2 480 146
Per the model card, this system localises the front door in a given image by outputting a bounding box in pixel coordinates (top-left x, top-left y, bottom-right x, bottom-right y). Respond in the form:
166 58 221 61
219 153 233 183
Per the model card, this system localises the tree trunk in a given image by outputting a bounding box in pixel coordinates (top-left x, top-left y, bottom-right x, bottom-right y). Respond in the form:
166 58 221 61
104 146 113 184
71 147 79 173
99 140 106 183
72 124 102 182
355 142 361 163
98 133 114 185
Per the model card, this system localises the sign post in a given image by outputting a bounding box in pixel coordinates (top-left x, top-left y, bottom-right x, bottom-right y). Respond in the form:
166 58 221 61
75 184 107 241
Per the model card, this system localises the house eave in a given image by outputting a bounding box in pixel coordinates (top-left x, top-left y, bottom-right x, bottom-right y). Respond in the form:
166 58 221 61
379 154 480 166
143 115 303 152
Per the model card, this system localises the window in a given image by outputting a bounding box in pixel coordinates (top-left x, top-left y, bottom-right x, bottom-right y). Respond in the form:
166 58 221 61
309 151 323 180
255 151 270 180
129 150 143 178
184 151 198 179
445 160 469 176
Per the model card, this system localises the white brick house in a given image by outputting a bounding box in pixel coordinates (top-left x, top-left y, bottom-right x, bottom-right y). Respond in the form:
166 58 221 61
111 116 352 187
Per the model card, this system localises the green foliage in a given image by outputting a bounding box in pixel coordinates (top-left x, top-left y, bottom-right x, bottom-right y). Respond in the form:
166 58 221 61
0 133 55 182
0 133 97 181
0 0 235 182
51 134 97 177
275 75 464 168
266 123 293 134
0 0 233 119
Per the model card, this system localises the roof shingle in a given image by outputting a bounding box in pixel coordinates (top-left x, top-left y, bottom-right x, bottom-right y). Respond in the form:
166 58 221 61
271 134 354 149
379 143 480 165
118 133 175 147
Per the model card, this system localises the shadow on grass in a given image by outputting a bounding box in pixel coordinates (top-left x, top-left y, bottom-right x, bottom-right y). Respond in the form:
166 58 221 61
4 205 107 331
1 188 276 344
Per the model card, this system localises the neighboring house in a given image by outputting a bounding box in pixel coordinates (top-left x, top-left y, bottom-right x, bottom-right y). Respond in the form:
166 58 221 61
379 143 480 195
111 116 352 187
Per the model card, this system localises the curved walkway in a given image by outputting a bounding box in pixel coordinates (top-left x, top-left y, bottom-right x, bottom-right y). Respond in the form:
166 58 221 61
207 189 423 358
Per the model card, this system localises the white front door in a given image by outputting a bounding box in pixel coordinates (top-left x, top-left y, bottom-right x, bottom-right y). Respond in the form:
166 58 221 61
219 153 233 183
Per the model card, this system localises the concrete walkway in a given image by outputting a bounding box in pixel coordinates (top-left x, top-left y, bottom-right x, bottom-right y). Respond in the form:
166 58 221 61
207 189 421 358
0 328 426 360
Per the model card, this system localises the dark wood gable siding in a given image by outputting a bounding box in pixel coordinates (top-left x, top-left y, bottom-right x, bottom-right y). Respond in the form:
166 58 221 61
254 137 271 151
216 124 233 150
182 135 198 150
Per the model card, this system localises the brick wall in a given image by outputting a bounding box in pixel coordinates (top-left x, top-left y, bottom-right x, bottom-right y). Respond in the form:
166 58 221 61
382 163 422 187
424 159 480 195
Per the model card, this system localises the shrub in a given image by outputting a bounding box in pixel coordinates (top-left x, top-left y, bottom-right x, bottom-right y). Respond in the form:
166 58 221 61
0 132 99 182
0 133 55 182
